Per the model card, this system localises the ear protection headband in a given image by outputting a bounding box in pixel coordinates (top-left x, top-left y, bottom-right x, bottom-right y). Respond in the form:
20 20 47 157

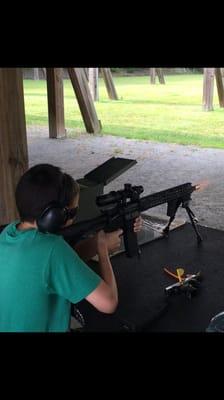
36 174 78 233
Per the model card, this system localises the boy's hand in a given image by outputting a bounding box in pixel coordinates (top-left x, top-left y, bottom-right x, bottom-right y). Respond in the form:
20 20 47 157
95 216 142 255
105 229 123 254
133 216 143 233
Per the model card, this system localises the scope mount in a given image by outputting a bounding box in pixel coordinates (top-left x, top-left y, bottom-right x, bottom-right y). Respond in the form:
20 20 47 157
96 183 144 208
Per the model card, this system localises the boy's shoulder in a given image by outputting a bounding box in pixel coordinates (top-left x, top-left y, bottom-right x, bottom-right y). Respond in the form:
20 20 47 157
0 221 66 249
39 232 70 252
38 231 65 246
40 233 76 262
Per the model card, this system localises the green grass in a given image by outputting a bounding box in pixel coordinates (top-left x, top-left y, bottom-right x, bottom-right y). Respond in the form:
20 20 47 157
23 74 224 149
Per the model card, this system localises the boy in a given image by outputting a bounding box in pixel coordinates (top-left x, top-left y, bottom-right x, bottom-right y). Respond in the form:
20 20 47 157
0 164 142 332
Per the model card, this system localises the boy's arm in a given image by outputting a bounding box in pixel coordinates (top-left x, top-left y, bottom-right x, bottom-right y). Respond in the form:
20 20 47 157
74 216 143 261
85 230 118 313
73 230 122 261
73 236 98 262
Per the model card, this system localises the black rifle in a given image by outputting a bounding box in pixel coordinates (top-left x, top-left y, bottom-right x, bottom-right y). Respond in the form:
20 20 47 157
58 182 202 257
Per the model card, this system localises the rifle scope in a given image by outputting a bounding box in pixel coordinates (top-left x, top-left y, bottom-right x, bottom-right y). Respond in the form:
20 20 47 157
96 184 144 207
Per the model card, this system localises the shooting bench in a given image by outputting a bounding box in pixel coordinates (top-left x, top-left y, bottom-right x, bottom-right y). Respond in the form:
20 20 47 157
75 223 224 332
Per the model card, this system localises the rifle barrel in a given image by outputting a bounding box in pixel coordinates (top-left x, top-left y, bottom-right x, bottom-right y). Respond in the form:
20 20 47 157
139 182 195 212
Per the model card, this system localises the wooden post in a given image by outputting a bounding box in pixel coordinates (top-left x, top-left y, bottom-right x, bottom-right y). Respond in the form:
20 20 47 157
0 68 28 224
89 68 99 101
46 68 66 139
83 68 89 81
156 68 165 84
34 68 39 80
203 68 215 111
215 68 224 107
221 68 224 86
150 68 156 84
67 68 101 133
101 68 118 100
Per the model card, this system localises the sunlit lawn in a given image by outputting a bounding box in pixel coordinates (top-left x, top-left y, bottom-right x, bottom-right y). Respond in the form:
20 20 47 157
24 74 224 149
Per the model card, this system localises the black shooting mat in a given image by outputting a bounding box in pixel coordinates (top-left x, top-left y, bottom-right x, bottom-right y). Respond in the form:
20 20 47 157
74 223 224 332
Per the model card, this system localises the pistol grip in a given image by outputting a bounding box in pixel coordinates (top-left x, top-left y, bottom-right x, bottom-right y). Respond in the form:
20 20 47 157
123 219 140 257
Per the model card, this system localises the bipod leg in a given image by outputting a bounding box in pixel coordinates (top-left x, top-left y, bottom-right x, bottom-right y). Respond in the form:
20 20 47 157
185 205 202 244
163 215 175 236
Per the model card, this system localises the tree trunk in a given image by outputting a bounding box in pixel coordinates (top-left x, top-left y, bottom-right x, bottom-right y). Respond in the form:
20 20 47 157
156 68 165 84
150 68 156 84
215 68 224 108
34 68 39 80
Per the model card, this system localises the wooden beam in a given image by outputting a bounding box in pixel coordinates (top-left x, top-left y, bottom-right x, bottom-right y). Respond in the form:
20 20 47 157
203 68 215 111
221 68 224 87
0 68 28 224
101 68 118 100
67 68 101 133
89 68 99 101
46 68 66 139
215 68 224 108
83 68 89 81
155 68 165 84
150 68 156 84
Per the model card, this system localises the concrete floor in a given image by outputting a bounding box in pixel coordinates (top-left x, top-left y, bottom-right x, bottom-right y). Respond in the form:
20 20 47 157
27 126 224 231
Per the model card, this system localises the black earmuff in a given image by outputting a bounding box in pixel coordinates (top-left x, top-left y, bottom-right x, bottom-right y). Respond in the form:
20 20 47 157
37 204 78 233
36 174 78 233
36 201 68 233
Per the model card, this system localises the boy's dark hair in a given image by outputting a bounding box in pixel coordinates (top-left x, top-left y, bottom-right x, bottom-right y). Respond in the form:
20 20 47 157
15 164 79 222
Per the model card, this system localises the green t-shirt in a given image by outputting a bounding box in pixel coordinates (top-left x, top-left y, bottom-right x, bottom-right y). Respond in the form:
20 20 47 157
0 221 101 332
